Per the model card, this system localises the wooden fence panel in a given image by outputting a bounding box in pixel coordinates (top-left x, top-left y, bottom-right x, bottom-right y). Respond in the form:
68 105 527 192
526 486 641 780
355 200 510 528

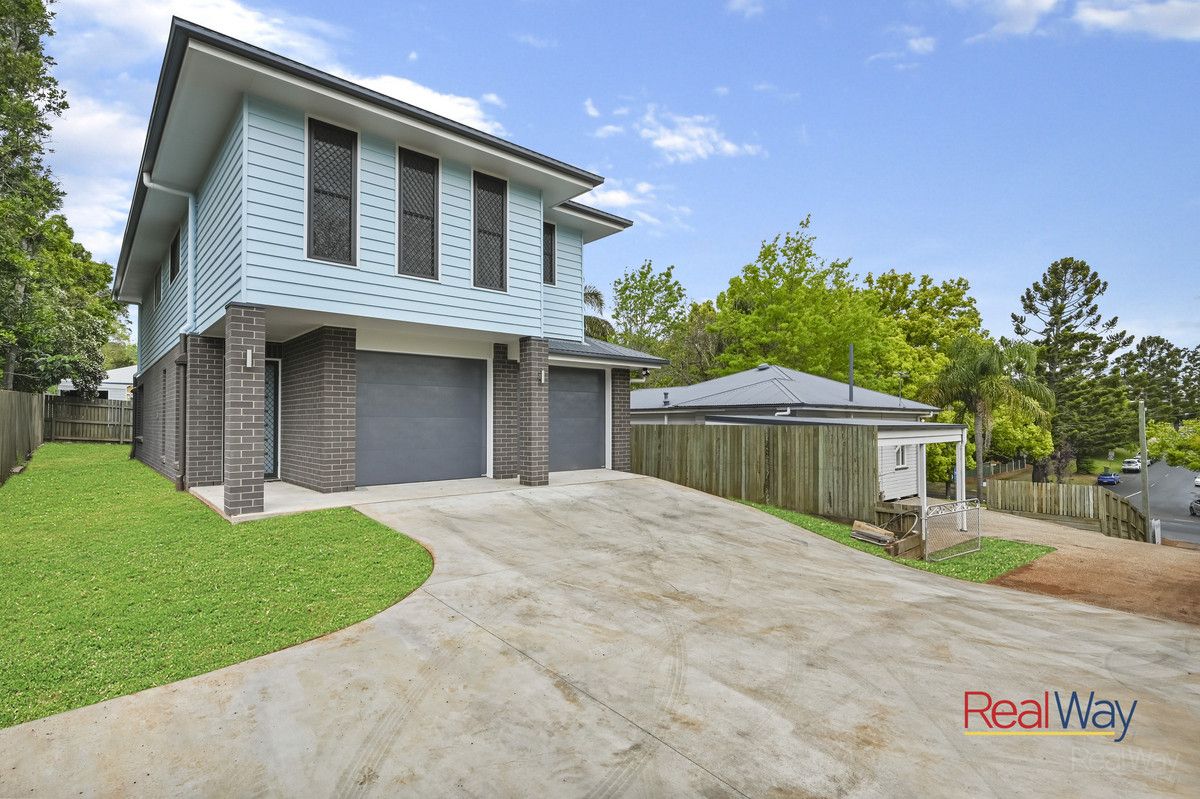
1 389 45 486
630 423 878 520
44 396 133 444
986 479 1146 542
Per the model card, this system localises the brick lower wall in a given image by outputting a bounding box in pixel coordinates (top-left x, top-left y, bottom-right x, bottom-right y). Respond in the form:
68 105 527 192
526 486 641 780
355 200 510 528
518 337 549 486
280 326 356 492
223 304 265 516
185 335 225 487
611 368 631 471
133 344 182 482
492 343 519 479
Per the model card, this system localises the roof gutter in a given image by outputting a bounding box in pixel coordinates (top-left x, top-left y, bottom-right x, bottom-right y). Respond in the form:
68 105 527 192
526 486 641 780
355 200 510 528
141 173 195 332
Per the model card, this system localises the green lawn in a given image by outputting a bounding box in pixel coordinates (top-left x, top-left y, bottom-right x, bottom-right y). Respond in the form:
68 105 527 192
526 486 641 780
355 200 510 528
0 443 433 729
745 503 1052 583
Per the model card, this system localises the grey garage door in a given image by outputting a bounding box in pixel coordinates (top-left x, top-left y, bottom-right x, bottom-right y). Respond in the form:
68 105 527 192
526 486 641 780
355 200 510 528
356 351 486 486
550 366 605 471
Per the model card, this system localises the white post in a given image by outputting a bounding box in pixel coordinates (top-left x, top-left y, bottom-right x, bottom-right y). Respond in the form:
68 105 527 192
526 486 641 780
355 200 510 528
916 442 929 545
955 430 968 531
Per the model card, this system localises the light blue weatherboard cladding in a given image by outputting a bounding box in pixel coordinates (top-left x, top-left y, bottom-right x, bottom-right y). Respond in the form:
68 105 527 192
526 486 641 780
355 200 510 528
240 95 548 337
193 107 245 332
543 225 584 340
137 214 189 371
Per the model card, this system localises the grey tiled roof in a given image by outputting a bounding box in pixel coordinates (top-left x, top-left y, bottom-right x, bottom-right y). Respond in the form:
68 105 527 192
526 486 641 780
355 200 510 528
631 363 939 413
547 337 668 366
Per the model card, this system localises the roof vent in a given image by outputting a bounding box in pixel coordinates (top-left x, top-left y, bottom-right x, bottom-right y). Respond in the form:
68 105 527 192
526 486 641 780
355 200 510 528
756 363 771 371
662 391 670 407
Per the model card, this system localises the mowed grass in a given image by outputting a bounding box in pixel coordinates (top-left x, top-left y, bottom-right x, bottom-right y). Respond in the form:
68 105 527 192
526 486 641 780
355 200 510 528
745 503 1052 583
0 444 433 729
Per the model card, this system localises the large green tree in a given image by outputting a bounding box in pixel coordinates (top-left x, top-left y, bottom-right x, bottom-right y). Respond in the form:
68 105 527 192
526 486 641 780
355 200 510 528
1 0 121 395
611 260 688 357
924 336 1053 496
1115 336 1189 426
864 270 983 350
1012 257 1134 467
710 218 927 396
1148 420 1200 471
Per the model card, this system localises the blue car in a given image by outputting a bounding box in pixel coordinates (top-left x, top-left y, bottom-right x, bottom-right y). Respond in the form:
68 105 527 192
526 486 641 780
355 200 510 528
1097 472 1121 486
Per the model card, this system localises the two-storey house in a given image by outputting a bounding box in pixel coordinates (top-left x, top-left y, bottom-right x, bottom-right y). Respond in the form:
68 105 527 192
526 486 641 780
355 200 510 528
115 19 664 517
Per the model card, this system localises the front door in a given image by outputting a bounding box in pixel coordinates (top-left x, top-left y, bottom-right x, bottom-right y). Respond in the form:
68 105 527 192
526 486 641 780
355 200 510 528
264 359 280 479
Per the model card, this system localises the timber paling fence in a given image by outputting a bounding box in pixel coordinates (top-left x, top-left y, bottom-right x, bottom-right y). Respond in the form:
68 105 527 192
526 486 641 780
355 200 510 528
631 424 879 522
43 396 134 444
986 479 1147 542
1 389 45 486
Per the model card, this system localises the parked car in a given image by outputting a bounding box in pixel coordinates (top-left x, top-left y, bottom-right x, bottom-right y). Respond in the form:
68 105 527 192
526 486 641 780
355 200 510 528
1194 474 1200 487
1097 472 1120 486
1191 498 1200 517
1121 458 1142 473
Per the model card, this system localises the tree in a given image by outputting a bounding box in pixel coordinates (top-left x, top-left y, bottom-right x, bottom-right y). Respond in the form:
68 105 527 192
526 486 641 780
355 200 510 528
864 270 983 350
611 261 687 356
924 336 1053 496
102 327 137 370
1148 421 1200 471
988 405 1053 462
1115 336 1188 426
1012 257 1134 465
710 218 927 395
582 283 614 341
925 410 976 496
653 300 724 387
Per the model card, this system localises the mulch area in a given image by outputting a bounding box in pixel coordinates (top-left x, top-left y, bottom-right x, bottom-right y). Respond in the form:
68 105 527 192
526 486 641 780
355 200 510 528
981 509 1200 626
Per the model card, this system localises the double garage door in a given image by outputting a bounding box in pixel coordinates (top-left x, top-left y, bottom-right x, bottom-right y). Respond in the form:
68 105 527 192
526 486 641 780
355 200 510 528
355 353 606 486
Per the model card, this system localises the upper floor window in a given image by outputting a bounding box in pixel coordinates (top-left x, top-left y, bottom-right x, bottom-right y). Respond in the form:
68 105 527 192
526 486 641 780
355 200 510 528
169 231 180 283
307 119 357 265
473 172 506 291
398 148 438 279
894 445 908 470
542 222 556 285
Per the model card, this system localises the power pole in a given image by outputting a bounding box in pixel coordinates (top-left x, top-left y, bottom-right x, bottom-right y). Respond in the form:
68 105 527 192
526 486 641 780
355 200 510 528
1138 398 1152 543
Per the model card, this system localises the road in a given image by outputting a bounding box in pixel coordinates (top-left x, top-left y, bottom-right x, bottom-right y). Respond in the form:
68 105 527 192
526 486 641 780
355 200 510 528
1108 460 1200 545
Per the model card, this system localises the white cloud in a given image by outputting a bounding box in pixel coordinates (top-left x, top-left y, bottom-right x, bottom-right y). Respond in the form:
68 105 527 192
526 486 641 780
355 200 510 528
908 35 937 53
50 94 145 172
955 0 1062 40
514 32 557 48
752 81 776 92
713 85 730 96
577 179 655 209
1074 0 1200 40
481 92 506 108
634 211 662 226
351 74 505 134
636 106 764 164
612 106 631 116
59 175 131 261
635 181 655 194
407 51 418 62
594 124 624 138
726 0 765 18
584 98 600 118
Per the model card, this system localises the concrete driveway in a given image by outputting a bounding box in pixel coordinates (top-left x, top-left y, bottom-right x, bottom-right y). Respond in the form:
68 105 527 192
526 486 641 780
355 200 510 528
2 476 1198 796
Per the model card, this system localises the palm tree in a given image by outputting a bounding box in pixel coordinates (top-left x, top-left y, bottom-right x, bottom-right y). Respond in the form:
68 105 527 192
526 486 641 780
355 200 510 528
583 283 614 340
924 336 1053 499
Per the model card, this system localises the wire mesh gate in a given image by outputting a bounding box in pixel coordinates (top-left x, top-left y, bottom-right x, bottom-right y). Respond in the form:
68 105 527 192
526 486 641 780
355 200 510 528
923 499 981 561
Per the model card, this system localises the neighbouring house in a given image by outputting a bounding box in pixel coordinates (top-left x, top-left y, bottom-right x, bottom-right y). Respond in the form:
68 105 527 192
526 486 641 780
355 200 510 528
115 19 665 517
631 364 967 503
56 366 136 400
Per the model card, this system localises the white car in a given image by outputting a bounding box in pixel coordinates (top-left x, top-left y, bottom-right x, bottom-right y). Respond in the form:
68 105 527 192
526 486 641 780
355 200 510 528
1194 474 1200 488
1121 458 1141 473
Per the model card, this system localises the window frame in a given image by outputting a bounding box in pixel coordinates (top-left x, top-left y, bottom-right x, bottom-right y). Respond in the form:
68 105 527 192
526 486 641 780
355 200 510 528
305 116 359 267
542 221 556 286
471 170 508 293
894 445 908 470
152 265 161 307
169 230 180 283
396 146 441 281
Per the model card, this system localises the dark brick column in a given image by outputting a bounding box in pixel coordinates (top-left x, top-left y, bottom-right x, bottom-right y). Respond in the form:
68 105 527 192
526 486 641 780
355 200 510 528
280 326 357 492
185 335 225 487
223 303 265 516
518 336 549 486
611 368 631 472
492 343 519 479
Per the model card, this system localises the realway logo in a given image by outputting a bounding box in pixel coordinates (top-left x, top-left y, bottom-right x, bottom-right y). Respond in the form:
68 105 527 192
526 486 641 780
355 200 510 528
964 691 1138 742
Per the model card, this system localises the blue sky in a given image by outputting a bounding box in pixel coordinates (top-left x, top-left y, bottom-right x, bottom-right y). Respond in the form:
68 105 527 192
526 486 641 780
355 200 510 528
46 0 1200 346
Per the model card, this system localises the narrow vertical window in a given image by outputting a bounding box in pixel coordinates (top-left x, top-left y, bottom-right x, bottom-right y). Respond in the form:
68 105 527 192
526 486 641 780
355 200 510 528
169 230 180 282
397 148 438 279
153 266 161 306
542 222 556 285
307 119 357 265
473 172 506 291
895 446 907 469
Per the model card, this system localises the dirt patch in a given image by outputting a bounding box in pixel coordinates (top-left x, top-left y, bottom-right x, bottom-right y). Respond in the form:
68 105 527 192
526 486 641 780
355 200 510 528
982 510 1200 625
